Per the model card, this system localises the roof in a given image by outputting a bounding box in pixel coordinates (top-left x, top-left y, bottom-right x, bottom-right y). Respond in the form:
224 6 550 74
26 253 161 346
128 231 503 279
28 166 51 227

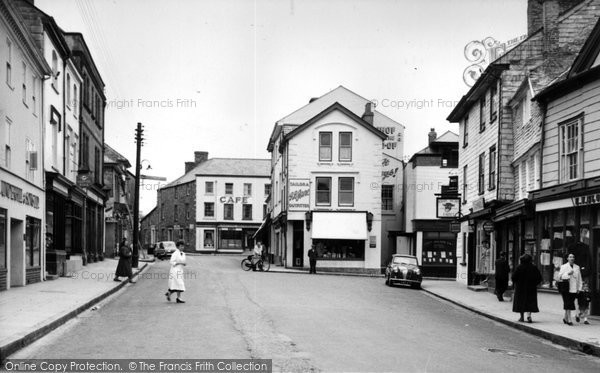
283 102 388 144
104 143 131 168
433 131 459 143
163 158 271 189
410 131 458 162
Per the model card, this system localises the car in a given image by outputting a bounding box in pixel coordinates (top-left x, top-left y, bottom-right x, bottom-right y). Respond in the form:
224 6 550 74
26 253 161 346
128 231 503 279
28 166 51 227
385 254 422 289
155 241 177 260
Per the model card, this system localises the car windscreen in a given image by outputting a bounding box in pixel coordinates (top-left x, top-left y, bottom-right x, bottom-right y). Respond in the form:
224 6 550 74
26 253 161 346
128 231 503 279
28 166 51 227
392 257 418 266
162 242 177 250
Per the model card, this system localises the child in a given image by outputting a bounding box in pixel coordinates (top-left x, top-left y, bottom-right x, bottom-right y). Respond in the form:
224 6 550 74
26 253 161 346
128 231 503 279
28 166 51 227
576 284 592 325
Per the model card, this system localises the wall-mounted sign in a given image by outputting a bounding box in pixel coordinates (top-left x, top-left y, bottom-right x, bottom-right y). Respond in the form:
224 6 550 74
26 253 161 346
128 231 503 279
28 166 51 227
219 196 251 204
376 126 402 150
437 198 460 218
482 221 494 233
573 193 600 206
450 222 461 233
472 198 485 212
288 179 310 211
0 180 40 209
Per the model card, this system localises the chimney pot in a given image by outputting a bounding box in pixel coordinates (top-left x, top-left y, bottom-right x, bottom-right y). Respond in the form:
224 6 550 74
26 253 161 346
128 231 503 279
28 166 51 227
362 102 374 125
428 128 438 144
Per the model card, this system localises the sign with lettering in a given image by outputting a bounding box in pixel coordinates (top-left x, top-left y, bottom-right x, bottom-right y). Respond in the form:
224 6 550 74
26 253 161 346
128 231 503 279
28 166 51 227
0 180 40 209
437 198 460 218
573 193 600 206
219 196 251 204
376 126 402 151
288 179 310 211
472 197 485 212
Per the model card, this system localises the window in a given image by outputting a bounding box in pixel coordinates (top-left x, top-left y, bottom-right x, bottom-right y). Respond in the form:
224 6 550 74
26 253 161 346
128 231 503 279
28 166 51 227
478 153 485 194
242 204 252 220
205 181 214 194
174 187 178 199
338 177 354 206
559 117 583 182
203 230 215 248
6 39 11 86
463 165 468 204
21 62 26 104
319 132 332 161
479 95 486 132
0 208 6 269
490 85 497 122
204 202 214 217
243 183 252 196
264 183 271 197
32 77 37 115
339 132 352 161
51 51 58 88
94 147 100 183
174 205 179 221
489 145 496 190
225 183 233 195
316 177 331 205
312 239 364 260
25 138 35 181
224 204 234 220
4 118 11 169
186 183 190 195
25 217 41 267
382 185 394 211
73 85 77 116
66 74 71 108
463 115 469 147
161 203 165 220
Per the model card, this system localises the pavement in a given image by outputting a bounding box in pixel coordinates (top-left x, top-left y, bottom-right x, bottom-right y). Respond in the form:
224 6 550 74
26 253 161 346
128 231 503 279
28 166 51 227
0 256 151 362
1 255 599 361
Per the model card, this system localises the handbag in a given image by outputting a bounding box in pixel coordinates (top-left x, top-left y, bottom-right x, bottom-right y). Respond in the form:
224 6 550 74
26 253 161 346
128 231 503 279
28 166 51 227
556 280 569 294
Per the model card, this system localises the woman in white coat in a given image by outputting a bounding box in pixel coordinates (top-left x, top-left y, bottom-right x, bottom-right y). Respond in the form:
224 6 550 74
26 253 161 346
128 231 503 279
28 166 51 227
558 253 583 325
165 240 187 303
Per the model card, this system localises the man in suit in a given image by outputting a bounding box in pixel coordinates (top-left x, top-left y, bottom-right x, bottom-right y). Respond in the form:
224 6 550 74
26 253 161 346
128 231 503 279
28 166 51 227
495 252 510 301
308 244 318 274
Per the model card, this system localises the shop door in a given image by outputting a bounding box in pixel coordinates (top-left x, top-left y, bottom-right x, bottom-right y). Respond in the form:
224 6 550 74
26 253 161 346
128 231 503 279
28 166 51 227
592 229 600 316
467 233 476 285
292 221 304 267
10 219 24 287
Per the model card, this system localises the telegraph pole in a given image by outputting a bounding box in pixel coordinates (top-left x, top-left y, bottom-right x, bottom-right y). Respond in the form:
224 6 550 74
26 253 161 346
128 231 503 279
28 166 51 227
132 122 144 268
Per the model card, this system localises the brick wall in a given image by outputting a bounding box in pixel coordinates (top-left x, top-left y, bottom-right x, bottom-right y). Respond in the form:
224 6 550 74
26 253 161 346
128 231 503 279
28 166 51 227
156 181 196 250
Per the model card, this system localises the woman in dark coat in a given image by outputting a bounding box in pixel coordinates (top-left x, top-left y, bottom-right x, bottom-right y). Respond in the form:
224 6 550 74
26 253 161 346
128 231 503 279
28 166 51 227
511 253 542 323
494 252 510 301
114 238 134 283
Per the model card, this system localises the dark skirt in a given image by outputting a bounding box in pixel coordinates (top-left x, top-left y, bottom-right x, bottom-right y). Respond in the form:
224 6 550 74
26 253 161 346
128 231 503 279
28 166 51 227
115 257 132 278
562 292 576 310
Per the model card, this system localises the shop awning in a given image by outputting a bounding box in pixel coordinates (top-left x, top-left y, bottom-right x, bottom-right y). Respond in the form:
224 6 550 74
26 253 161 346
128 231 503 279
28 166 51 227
252 216 271 239
311 212 367 240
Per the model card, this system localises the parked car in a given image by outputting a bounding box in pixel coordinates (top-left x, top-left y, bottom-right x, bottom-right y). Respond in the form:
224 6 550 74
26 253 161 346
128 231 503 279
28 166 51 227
155 241 177 260
385 254 422 289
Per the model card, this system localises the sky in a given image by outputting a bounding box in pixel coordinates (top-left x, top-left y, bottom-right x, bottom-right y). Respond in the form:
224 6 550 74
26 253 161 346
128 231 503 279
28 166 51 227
36 0 527 214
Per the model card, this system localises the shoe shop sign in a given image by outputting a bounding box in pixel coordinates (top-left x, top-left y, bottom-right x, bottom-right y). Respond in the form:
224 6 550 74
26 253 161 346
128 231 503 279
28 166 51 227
0 180 40 209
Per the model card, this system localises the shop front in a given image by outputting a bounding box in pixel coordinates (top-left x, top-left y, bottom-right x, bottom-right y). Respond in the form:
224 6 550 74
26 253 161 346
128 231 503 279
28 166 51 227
1 174 44 290
196 223 260 253
413 220 457 278
531 180 600 315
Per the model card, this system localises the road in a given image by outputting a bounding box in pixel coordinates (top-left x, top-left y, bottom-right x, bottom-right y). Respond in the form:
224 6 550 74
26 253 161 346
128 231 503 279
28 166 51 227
10 255 600 372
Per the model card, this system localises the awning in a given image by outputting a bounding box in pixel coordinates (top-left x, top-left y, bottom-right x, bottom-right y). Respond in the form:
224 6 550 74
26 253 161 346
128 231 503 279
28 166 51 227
252 216 271 239
311 212 367 240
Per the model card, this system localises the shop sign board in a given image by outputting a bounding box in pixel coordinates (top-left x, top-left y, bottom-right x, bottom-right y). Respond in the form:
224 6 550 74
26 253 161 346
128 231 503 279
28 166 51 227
288 179 310 211
482 220 494 233
572 193 600 206
437 198 460 218
472 198 485 212
0 180 40 209
450 222 461 233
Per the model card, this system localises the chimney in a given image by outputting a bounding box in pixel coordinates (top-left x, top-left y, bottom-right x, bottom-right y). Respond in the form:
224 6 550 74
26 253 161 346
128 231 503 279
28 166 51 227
428 128 437 144
194 151 208 164
184 162 195 173
527 0 544 35
361 102 374 125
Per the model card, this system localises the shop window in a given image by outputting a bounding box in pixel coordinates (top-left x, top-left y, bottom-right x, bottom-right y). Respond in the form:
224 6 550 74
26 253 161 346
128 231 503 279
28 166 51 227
422 232 456 273
316 177 331 206
319 132 332 161
220 229 242 249
0 208 6 269
338 177 354 206
476 224 493 275
339 132 352 161
204 202 214 217
25 217 41 268
205 181 214 194
204 230 214 249
382 185 393 210
312 239 364 260
559 117 583 182
242 204 252 220
225 183 233 195
224 204 234 220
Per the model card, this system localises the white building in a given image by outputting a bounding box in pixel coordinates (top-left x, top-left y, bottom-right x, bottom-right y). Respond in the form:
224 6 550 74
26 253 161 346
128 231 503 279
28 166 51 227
192 158 271 253
267 86 402 273
0 0 50 290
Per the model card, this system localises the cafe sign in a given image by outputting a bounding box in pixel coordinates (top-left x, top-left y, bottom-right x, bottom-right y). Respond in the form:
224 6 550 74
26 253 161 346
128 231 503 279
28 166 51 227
288 179 310 211
219 196 251 204
1 180 40 209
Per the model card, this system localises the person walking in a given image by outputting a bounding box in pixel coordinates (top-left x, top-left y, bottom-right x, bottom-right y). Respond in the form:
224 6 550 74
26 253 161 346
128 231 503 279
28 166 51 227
308 244 318 274
114 238 134 283
511 253 542 323
494 252 510 301
558 253 583 325
577 283 592 325
165 240 186 303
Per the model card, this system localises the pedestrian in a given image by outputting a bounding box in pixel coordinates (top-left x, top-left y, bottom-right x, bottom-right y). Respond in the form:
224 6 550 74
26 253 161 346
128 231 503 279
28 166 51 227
308 244 318 274
252 241 263 271
494 252 510 302
511 253 542 323
114 238 134 283
576 283 592 325
165 240 187 303
558 253 583 325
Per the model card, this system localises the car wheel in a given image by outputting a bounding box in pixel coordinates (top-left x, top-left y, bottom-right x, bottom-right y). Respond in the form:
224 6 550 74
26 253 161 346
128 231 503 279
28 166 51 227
411 283 421 290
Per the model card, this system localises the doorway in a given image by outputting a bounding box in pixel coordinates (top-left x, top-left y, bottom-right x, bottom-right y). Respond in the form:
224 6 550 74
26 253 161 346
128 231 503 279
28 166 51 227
467 232 476 285
10 219 24 287
292 221 304 267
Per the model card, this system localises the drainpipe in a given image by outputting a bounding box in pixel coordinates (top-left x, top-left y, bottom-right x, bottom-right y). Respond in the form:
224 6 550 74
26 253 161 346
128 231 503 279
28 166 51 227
62 58 67 176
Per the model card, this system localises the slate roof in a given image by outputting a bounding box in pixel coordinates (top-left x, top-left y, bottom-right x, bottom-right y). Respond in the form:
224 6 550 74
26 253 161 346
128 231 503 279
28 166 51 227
163 158 271 189
104 143 131 167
